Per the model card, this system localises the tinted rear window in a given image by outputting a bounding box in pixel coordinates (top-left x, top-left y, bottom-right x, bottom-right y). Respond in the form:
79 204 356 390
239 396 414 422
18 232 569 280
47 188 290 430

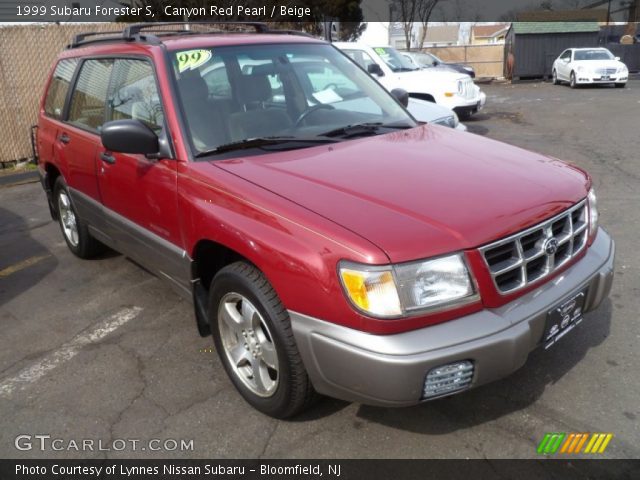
44 59 78 120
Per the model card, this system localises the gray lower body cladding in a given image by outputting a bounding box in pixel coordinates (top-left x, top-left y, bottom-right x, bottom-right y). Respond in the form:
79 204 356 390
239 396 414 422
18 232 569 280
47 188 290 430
290 229 615 407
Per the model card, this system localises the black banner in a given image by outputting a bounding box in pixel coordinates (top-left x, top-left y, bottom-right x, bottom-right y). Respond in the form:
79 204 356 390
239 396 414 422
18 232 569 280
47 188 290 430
0 459 639 480
0 0 637 23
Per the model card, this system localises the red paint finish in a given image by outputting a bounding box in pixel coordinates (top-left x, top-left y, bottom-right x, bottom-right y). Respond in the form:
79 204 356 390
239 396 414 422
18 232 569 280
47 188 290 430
39 36 594 335
215 125 590 263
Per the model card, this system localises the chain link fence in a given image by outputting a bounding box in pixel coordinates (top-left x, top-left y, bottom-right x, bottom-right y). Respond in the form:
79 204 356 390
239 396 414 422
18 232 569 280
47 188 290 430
0 23 121 166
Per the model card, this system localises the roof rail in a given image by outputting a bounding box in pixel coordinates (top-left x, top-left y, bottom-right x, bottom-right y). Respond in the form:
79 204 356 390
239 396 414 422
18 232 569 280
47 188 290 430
68 31 121 49
123 22 269 39
67 22 315 49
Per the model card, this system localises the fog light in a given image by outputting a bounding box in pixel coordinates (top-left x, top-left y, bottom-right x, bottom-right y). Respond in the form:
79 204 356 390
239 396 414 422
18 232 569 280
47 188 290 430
423 361 474 399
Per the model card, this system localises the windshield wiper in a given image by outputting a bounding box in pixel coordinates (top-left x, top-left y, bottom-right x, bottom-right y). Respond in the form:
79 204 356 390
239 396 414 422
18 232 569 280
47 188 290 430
195 136 338 157
318 122 413 139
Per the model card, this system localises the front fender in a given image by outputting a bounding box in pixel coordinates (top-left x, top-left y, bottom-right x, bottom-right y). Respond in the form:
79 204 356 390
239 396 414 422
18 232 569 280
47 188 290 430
177 163 389 332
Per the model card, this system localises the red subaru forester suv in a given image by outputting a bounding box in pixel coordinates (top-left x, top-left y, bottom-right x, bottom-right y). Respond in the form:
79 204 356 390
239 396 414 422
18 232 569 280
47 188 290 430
36 23 614 418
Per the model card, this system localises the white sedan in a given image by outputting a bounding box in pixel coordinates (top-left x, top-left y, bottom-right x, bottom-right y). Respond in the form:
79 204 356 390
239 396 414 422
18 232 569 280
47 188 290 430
552 48 628 88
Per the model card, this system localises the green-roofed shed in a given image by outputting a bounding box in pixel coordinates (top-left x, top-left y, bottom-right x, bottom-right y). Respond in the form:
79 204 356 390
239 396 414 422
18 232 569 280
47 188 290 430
504 22 600 80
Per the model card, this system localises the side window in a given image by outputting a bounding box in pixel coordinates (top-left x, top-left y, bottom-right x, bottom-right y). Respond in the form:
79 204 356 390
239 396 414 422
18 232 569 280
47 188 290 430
68 59 113 131
561 50 571 60
109 59 164 132
343 49 376 71
44 58 78 119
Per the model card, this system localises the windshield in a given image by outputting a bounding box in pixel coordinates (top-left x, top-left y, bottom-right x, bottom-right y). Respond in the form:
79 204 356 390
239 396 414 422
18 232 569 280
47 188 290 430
372 47 419 72
170 43 416 157
574 49 614 61
410 52 439 68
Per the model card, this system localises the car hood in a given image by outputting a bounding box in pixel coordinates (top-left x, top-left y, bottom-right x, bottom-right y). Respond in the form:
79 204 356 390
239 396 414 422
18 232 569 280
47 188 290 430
573 59 625 69
213 125 589 263
407 98 455 123
396 68 465 84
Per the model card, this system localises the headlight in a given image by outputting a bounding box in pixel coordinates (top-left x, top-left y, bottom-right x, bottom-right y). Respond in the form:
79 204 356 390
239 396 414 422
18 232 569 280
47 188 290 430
576 66 584 72
339 266 402 317
432 115 457 129
588 188 598 240
339 254 476 318
452 111 460 128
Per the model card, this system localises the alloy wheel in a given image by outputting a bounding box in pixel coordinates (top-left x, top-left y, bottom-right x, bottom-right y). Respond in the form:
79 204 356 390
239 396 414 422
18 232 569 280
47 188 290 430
58 191 79 247
218 292 279 397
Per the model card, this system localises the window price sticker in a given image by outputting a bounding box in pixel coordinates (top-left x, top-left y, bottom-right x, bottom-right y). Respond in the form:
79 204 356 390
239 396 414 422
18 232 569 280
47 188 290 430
177 49 212 73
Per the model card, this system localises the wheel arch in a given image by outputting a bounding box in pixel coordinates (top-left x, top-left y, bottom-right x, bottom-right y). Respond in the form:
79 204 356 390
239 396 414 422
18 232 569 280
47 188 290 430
409 92 436 103
44 162 62 218
190 238 262 337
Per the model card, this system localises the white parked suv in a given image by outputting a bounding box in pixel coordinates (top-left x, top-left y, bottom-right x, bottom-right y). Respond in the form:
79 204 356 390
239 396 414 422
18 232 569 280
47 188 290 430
335 42 486 119
552 47 628 88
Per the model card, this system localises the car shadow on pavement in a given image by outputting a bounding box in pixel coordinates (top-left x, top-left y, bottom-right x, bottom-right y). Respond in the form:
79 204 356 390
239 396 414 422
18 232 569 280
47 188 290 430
355 300 612 434
0 207 58 308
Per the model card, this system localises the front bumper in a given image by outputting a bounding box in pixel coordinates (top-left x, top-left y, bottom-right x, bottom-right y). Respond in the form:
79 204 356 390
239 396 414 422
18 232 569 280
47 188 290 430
291 228 614 407
450 91 486 116
576 74 627 84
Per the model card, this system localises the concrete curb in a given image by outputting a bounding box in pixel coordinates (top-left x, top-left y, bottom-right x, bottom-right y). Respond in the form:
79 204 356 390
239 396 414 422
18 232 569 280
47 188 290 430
0 170 39 188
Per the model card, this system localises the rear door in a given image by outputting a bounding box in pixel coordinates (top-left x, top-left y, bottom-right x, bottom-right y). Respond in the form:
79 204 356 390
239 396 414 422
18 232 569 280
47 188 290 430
39 58 78 172
96 57 188 293
58 58 114 229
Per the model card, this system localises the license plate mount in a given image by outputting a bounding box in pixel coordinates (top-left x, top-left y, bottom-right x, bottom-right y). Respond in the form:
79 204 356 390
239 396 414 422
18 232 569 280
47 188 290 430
543 290 587 349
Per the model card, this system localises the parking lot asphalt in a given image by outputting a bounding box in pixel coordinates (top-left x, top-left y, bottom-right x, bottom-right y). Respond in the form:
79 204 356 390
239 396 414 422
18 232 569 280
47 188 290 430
1 80 639 460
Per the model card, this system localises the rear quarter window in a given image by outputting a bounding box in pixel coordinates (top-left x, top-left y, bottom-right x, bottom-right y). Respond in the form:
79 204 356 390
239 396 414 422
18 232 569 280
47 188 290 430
44 59 78 120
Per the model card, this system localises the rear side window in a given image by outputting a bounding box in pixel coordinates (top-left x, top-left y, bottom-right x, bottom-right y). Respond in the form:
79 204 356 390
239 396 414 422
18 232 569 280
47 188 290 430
68 59 114 131
44 59 78 119
108 59 164 132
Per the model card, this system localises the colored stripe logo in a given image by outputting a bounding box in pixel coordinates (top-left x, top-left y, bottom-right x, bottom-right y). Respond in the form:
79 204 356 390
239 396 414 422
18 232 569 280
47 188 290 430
537 433 613 455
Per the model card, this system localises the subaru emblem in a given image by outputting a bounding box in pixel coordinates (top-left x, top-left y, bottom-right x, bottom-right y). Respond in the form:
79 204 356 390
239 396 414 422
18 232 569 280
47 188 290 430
544 237 559 256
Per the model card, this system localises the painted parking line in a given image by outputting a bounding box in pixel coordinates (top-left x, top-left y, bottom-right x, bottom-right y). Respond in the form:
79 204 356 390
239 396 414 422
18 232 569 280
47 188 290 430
0 255 51 278
0 306 142 398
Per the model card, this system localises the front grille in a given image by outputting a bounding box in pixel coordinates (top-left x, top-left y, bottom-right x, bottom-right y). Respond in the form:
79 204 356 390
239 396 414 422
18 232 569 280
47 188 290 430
480 201 588 294
460 77 475 99
595 67 616 75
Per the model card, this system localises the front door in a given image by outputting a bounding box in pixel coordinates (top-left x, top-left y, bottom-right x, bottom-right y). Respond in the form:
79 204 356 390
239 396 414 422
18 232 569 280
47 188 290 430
96 57 189 293
558 50 572 80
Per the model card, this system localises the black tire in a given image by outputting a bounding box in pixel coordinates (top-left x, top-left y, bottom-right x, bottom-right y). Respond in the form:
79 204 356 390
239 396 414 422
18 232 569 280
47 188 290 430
457 110 472 121
209 261 317 418
552 69 559 85
615 83 626 89
569 71 577 89
53 177 104 259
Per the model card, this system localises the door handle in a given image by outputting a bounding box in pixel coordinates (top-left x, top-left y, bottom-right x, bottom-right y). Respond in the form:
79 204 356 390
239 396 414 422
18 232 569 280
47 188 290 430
100 152 116 164
59 133 70 144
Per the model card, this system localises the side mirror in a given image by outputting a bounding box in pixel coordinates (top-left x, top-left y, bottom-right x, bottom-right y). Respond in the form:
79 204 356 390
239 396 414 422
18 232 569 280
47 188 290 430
390 88 409 108
432 60 438 66
615 56 621 61
367 63 384 77
101 120 159 156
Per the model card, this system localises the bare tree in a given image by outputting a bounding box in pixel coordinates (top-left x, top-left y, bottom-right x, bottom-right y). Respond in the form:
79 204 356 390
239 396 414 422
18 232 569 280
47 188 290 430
416 0 442 50
393 0 447 50
394 0 419 49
